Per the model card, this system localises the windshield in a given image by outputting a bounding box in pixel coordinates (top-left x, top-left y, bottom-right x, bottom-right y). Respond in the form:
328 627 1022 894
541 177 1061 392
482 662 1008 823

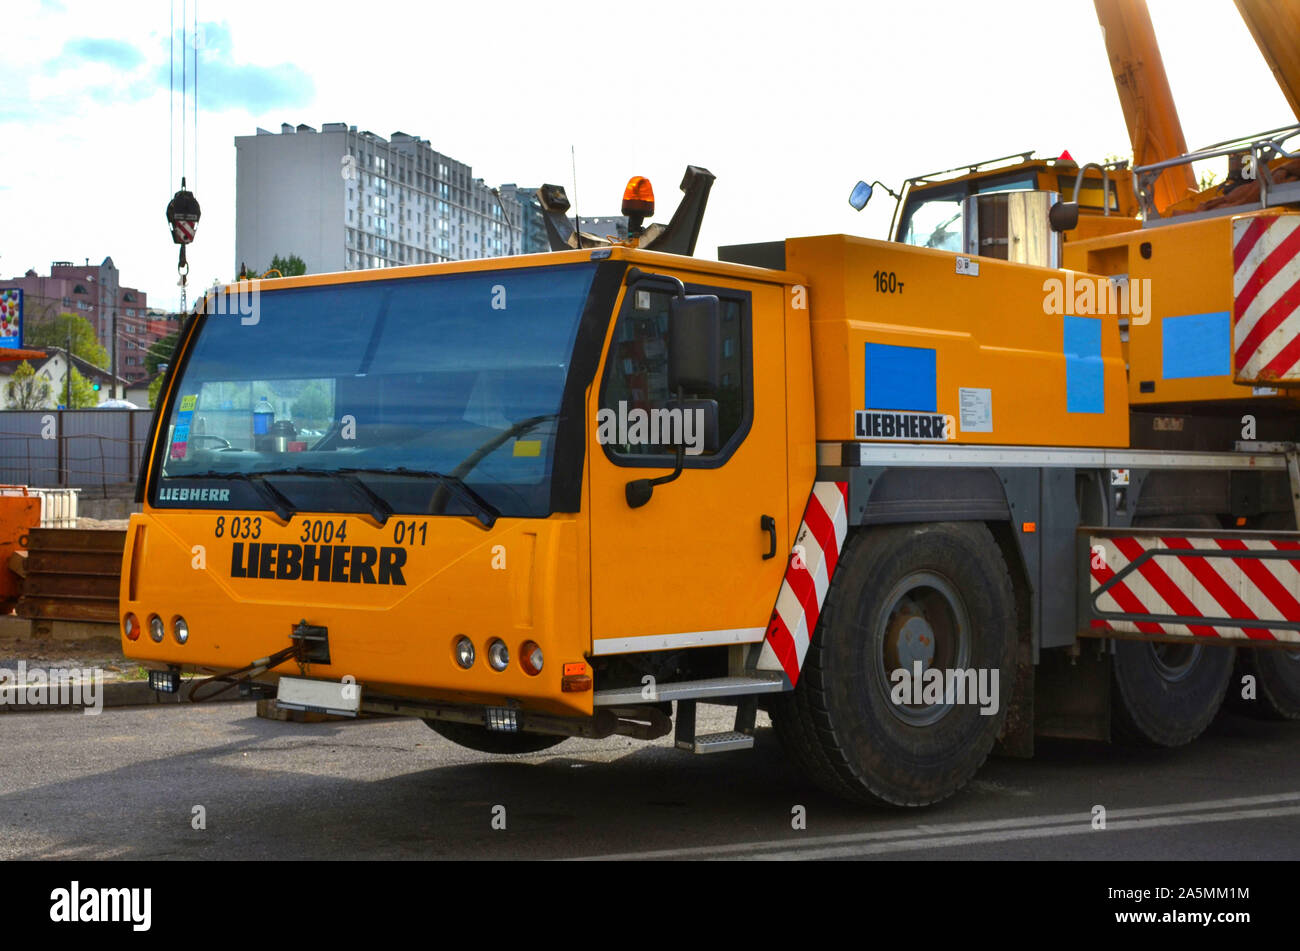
898 173 1038 250
154 263 601 519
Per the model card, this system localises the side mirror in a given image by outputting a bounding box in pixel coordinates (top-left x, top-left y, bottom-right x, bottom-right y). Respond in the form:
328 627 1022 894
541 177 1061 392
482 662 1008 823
668 294 721 394
626 399 720 508
1049 200 1079 233
849 181 873 211
644 398 719 456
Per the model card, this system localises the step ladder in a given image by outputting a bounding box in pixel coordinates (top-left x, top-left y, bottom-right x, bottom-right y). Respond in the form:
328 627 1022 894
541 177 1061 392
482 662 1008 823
674 697 757 754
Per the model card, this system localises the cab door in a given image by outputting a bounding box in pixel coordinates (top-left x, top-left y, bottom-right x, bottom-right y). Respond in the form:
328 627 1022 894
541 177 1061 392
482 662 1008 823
587 274 789 657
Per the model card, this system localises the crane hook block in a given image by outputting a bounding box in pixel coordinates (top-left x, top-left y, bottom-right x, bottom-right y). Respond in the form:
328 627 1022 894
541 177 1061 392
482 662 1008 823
166 177 201 246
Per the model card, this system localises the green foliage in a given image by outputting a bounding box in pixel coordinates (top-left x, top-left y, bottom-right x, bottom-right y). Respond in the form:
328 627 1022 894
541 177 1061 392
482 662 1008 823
4 360 53 409
290 379 333 430
146 332 180 377
66 367 98 409
268 254 307 277
25 313 109 368
148 374 164 409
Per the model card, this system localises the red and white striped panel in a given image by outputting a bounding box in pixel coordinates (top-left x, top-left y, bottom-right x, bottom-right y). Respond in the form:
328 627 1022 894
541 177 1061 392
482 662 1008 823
756 481 849 685
1233 214 1300 383
1090 533 1300 643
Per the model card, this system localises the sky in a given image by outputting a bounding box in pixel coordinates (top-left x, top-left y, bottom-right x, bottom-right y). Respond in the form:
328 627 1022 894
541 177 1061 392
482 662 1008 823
0 0 1294 311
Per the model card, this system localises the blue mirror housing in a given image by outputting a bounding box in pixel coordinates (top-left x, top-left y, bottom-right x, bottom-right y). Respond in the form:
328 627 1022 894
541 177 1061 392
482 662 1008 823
849 180 873 211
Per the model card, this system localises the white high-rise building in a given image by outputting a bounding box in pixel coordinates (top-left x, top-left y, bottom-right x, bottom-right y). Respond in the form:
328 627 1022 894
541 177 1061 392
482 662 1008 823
235 122 525 277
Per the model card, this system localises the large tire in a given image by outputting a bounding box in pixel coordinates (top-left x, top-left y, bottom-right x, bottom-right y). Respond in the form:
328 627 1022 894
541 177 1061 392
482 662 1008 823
1110 514 1234 746
423 719 567 754
1235 647 1300 720
1229 511 1300 720
771 522 1017 807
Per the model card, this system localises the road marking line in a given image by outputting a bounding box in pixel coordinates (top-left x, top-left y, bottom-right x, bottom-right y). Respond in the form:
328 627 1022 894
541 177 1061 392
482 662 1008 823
747 805 1300 860
574 791 1300 861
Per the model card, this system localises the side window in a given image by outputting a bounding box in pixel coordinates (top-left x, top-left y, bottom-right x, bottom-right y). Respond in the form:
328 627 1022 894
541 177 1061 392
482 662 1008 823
901 197 965 251
599 283 751 465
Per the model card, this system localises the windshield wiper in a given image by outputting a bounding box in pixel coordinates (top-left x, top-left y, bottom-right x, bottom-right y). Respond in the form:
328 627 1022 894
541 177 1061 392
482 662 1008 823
421 469 499 529
236 467 395 526
199 472 297 521
327 466 499 529
335 473 394 526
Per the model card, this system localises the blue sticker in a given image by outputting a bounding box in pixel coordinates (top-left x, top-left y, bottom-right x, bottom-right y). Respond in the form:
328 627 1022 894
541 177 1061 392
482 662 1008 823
173 423 190 443
1064 316 1104 414
864 342 937 412
1162 312 1230 379
176 410 193 425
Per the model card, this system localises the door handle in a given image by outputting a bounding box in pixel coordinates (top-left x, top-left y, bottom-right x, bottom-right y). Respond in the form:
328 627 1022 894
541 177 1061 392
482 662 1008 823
760 515 777 560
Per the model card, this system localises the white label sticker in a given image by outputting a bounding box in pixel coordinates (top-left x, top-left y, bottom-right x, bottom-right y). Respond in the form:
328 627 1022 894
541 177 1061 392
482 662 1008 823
1253 386 1279 396
955 256 980 277
958 387 992 433
1110 469 1130 486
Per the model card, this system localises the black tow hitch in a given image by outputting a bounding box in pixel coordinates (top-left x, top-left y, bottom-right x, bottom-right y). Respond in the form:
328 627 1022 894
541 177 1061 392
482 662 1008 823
290 620 331 665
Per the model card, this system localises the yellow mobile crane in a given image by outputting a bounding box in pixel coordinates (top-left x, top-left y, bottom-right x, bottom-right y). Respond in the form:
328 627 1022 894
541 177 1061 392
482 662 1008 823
122 153 1300 806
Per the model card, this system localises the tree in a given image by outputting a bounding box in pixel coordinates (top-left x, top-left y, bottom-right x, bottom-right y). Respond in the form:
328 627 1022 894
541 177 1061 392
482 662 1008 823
147 374 164 409
25 313 109 368
4 360 53 410
146 332 180 377
66 367 98 409
267 254 307 277
291 379 333 430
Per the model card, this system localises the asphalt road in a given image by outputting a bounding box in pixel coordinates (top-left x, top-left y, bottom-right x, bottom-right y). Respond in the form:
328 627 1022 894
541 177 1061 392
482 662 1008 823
2 701 1298 860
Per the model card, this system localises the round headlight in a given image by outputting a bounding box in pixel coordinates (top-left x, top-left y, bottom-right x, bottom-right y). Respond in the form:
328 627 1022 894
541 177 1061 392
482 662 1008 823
520 640 543 676
123 613 140 641
148 615 165 643
453 636 475 669
487 638 509 672
172 616 189 644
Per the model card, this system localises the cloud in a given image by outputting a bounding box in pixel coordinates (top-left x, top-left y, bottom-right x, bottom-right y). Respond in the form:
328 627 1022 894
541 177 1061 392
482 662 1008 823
59 37 145 71
197 61 314 112
147 22 313 113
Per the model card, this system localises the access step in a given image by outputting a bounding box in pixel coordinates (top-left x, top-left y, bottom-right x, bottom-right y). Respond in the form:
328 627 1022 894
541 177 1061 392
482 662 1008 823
673 697 759 754
687 730 755 754
593 673 785 707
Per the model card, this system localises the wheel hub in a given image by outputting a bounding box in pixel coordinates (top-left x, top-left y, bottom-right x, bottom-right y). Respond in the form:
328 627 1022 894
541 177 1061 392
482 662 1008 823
876 571 972 727
1149 641 1201 682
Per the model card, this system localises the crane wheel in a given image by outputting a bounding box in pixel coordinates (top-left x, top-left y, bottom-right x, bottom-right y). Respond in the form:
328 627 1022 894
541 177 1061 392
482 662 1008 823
1234 647 1300 720
423 719 567 754
1110 514 1234 746
771 521 1017 807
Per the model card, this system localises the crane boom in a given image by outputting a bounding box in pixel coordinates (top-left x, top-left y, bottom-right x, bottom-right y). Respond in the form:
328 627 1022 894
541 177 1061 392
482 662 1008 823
1093 0 1198 211
1234 0 1300 122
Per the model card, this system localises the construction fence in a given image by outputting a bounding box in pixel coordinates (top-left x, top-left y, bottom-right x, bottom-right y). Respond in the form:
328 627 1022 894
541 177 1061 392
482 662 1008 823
0 410 154 491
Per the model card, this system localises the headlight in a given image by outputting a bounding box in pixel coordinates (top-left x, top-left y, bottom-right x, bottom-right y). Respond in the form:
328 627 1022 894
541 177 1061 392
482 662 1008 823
148 615 165 643
172 616 189 644
487 638 509 672
520 640 543 676
453 636 475 669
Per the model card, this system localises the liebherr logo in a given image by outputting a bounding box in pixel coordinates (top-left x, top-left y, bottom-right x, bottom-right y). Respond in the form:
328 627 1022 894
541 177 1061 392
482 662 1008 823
230 542 407 585
158 487 231 502
50 882 151 931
